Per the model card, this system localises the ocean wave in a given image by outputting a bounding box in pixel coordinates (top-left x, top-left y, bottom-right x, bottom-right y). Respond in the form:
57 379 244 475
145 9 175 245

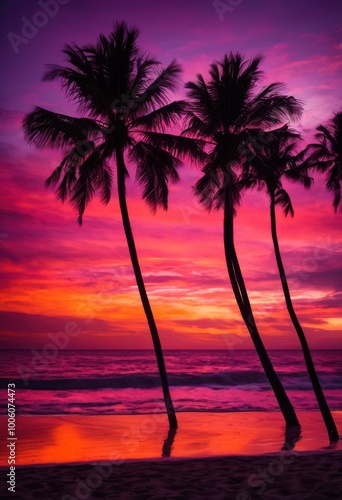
1 370 341 391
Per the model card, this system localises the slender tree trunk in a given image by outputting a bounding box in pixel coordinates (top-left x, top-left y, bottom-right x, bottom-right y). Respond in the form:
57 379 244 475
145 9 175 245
116 148 177 429
224 182 300 427
270 194 339 442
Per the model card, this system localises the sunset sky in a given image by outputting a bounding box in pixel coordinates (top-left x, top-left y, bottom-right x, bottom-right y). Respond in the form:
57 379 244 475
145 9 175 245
0 0 341 350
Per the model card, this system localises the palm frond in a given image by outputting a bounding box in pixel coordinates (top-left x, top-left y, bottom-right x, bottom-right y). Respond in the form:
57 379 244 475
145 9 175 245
315 124 337 153
244 89 303 128
133 59 182 112
326 162 341 212
43 51 109 117
283 164 313 188
45 140 96 197
133 101 187 130
70 144 113 224
48 161 78 202
182 112 213 140
43 22 141 116
129 56 161 96
141 131 206 162
238 170 263 192
274 188 294 217
23 107 99 148
213 180 241 213
306 111 342 210
193 171 219 211
306 143 333 171
129 141 181 211
185 74 219 132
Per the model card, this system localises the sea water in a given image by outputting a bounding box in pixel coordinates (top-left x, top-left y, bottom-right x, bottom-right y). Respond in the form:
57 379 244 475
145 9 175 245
0 349 341 414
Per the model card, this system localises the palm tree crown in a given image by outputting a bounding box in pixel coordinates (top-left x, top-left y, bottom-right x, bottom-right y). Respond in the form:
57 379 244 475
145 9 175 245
241 125 313 214
308 111 342 212
23 21 203 223
183 53 303 210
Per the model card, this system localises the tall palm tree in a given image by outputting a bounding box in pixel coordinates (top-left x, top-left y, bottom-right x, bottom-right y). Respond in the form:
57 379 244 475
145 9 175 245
23 21 204 429
242 126 339 442
307 111 342 212
184 53 302 427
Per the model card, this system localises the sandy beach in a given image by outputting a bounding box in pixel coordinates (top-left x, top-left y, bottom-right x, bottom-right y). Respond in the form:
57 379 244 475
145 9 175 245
1 411 341 498
2 451 341 499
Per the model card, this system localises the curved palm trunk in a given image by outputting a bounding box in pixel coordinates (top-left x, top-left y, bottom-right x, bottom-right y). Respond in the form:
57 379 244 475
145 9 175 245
116 148 177 429
270 194 339 442
224 183 300 427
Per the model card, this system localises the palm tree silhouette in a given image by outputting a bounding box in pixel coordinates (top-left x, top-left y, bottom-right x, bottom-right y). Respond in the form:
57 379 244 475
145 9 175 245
307 111 342 212
241 125 339 442
183 53 302 427
23 21 203 429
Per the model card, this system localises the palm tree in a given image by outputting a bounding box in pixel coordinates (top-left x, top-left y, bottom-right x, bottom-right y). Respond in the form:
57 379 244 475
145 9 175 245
242 125 339 442
23 21 204 429
307 111 342 212
183 53 302 427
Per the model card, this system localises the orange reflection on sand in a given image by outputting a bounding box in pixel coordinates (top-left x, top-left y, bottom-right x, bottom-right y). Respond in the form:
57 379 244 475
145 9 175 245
33 423 84 465
0 411 341 466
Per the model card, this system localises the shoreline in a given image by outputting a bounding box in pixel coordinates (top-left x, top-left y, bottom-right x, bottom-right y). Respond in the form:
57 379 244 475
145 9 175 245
1 445 340 469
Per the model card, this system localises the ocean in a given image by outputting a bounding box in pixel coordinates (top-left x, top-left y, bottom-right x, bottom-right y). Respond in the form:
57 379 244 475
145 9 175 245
0 350 341 415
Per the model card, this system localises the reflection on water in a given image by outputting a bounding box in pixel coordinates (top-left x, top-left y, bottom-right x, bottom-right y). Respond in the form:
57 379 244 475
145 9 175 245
282 426 301 451
162 428 177 457
0 411 341 466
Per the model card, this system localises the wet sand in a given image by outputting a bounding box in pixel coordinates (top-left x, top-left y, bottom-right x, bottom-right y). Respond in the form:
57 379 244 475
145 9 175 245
0 411 341 498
